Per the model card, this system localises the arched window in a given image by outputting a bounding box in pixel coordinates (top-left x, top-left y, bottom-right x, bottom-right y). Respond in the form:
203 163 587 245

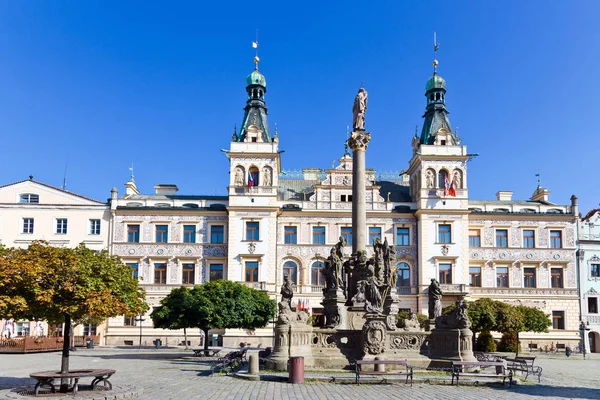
438 170 449 189
311 261 325 286
283 261 298 285
396 263 410 287
248 166 259 187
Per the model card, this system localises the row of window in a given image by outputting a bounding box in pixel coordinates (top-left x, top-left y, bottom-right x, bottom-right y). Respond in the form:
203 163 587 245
465 266 564 288
467 228 564 248
283 226 411 246
20 218 101 235
126 224 225 244
126 262 225 284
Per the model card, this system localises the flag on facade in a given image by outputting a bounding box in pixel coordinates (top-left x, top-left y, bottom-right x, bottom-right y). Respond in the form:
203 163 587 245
449 176 456 197
248 171 254 187
444 174 456 197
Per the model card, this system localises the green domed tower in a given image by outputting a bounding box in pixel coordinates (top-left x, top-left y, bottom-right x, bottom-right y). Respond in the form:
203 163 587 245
235 54 272 143
419 56 457 145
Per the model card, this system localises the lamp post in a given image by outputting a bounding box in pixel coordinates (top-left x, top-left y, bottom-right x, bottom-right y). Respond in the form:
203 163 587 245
579 321 591 359
135 315 146 349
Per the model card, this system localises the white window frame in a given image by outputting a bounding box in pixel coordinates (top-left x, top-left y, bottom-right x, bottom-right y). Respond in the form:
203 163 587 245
22 217 34 234
89 219 101 235
55 218 68 235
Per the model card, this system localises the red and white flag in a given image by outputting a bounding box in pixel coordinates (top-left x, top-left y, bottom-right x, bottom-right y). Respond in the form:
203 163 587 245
444 174 456 197
247 171 254 188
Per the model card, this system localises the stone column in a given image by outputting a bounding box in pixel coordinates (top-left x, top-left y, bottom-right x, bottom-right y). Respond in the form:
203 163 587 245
349 131 371 254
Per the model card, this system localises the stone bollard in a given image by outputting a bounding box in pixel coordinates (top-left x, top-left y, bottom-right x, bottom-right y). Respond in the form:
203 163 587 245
248 354 259 375
374 356 385 373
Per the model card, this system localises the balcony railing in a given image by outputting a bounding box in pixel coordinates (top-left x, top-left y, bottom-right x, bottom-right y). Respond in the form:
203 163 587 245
440 284 468 294
396 286 417 295
241 281 267 291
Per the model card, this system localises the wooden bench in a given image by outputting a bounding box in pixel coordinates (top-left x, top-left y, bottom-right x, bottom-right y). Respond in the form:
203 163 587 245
354 359 413 385
29 369 115 396
211 348 248 375
474 352 502 362
451 361 512 387
192 348 222 357
506 357 542 382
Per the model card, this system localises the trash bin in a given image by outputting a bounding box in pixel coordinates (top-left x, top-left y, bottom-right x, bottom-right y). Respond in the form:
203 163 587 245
155 339 162 349
85 338 94 349
288 356 304 384
565 346 572 357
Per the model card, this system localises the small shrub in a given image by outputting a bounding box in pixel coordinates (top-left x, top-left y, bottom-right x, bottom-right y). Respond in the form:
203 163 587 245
476 331 496 352
498 332 522 352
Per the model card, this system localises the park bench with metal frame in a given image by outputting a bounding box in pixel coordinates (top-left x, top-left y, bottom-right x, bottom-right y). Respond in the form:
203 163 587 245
354 359 413 385
210 348 248 375
192 347 222 357
29 369 115 396
451 361 512 387
505 356 542 382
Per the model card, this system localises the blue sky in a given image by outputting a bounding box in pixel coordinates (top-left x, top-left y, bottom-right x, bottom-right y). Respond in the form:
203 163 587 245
0 1 597 212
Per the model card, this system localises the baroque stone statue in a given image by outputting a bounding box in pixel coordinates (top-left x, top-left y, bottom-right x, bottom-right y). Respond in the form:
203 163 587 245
425 170 434 188
263 167 272 186
428 278 443 319
280 274 294 305
234 167 244 186
435 299 471 329
352 87 368 131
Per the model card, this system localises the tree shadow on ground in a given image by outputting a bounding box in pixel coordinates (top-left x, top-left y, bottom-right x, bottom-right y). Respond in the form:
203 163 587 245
490 384 600 399
71 352 191 361
0 377 36 390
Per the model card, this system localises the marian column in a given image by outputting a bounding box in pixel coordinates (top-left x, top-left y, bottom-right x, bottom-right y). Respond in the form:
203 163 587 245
348 87 370 254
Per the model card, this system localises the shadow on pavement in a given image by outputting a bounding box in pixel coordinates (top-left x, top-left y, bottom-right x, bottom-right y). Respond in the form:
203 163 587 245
491 384 600 399
0 377 36 390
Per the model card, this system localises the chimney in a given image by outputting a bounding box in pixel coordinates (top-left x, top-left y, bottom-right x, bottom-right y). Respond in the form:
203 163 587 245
570 194 578 216
154 184 179 195
111 187 118 200
530 186 550 202
302 168 322 181
496 191 513 201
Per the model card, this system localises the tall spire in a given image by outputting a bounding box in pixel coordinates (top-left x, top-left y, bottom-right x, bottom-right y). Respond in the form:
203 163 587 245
419 34 456 145
236 34 271 143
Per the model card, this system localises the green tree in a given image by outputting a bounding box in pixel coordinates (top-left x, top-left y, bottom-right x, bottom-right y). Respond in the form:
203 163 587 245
510 305 551 356
150 286 197 348
189 280 277 353
0 242 147 392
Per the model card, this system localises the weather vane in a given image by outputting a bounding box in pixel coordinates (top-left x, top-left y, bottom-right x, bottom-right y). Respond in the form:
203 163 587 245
433 32 440 74
252 29 259 70
535 173 541 186
129 163 135 181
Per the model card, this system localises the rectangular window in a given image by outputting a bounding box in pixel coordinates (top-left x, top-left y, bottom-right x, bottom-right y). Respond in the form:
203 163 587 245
20 194 39 204
245 261 259 282
183 225 197 243
83 324 97 336
90 219 101 235
550 231 562 248
439 263 452 284
523 229 535 248
368 227 381 245
284 226 297 244
551 268 564 288
210 264 224 281
127 224 140 243
496 267 509 287
341 227 352 245
588 297 598 314
155 225 168 243
126 263 139 280
496 229 508 247
396 228 410 246
154 263 167 284
182 263 195 284
340 194 353 202
23 218 34 234
468 230 481 247
246 222 259 241
56 218 68 234
592 264 600 278
16 322 30 336
524 267 536 288
210 225 224 244
469 267 481 287
124 315 136 327
438 224 451 244
552 311 565 330
313 226 326 245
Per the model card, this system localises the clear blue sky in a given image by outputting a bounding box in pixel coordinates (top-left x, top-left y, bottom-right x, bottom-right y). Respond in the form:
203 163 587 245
0 1 597 212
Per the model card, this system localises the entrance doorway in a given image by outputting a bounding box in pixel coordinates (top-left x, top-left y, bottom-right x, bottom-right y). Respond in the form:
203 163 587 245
589 332 598 353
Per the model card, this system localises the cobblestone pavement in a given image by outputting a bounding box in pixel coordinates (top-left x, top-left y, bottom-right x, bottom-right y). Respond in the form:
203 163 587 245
0 349 598 400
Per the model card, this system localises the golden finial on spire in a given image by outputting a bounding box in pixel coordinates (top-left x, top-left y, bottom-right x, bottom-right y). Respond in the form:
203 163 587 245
252 29 260 70
433 32 440 74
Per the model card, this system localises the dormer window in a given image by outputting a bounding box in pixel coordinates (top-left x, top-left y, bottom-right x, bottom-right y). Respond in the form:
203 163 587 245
441 140 446 146
20 194 39 204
